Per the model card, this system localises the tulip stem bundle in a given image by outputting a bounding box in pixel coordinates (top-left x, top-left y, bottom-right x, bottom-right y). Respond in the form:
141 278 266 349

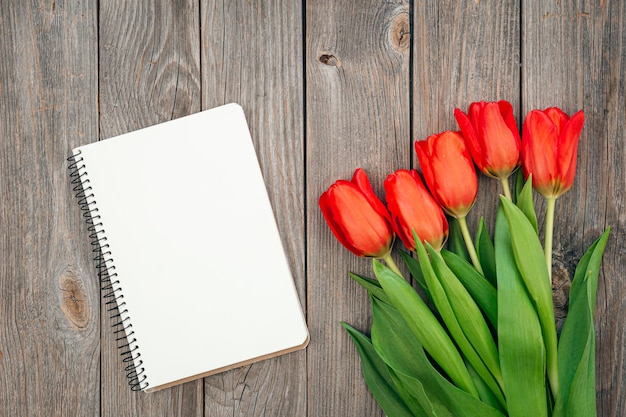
457 216 485 276
544 196 556 280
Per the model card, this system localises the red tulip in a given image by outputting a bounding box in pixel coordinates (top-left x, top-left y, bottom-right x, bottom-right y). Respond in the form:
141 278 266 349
384 169 448 251
454 100 521 178
521 108 585 198
415 131 478 218
319 168 394 258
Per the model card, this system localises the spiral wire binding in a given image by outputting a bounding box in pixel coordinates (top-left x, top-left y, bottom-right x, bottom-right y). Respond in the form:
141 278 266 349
68 151 149 391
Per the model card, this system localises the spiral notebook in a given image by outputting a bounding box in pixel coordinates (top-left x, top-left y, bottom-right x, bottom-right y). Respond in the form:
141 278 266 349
69 103 309 392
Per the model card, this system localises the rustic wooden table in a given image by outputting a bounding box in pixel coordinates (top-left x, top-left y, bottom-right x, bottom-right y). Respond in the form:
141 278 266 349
1 1 624 416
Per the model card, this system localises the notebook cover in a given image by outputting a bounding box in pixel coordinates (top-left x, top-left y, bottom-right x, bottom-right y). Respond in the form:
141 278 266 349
71 103 309 392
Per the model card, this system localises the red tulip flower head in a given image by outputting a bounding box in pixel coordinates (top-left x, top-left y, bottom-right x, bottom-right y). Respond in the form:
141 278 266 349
521 108 585 198
319 168 394 258
454 100 521 179
415 131 478 218
384 169 448 251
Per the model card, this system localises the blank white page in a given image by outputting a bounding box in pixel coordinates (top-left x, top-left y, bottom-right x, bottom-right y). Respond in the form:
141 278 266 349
73 103 308 392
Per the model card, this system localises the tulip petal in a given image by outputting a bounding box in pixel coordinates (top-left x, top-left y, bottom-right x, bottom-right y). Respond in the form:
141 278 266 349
498 100 521 143
332 186 391 256
352 168 392 222
557 110 584 196
416 132 477 217
455 108 484 171
384 170 448 251
319 187 363 256
468 101 486 135
478 102 520 178
384 173 417 250
522 110 558 196
431 132 478 216
415 139 434 187
319 181 392 257
543 107 569 137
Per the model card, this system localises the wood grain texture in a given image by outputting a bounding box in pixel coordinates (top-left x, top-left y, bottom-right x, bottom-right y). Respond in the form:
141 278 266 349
413 0 521 232
306 0 410 415
98 1 203 416
201 1 307 415
0 0 624 415
523 1 626 415
0 1 100 416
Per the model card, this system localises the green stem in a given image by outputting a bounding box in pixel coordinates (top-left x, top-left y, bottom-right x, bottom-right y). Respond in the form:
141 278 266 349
457 216 485 275
382 254 403 277
544 196 556 281
500 177 512 201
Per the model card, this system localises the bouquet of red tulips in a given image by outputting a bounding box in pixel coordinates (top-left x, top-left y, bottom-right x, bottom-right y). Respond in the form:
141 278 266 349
319 101 610 417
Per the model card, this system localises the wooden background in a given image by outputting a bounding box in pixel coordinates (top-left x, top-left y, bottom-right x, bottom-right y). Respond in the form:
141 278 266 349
0 0 624 416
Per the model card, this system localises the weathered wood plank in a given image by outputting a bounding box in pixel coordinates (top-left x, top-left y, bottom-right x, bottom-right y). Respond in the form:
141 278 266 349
200 1 307 415
522 1 626 415
98 1 203 415
413 0 521 232
0 1 100 416
1 2 623 416
306 0 411 415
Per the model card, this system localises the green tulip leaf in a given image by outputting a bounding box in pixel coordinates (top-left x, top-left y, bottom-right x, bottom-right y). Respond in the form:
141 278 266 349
515 175 538 234
495 207 548 417
441 249 498 329
513 169 525 204
349 272 390 305
466 361 505 413
412 236 503 404
500 196 558 395
554 228 610 417
372 259 477 398
371 297 506 417
427 245 505 407
385 365 435 417
475 217 497 286
398 250 431 300
341 322 415 417
448 217 470 262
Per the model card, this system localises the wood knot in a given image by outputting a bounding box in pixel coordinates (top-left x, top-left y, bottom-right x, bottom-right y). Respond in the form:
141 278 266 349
60 271 90 329
552 253 572 333
319 53 340 67
390 12 410 52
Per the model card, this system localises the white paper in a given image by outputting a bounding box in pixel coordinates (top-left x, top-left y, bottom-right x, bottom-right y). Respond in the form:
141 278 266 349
73 103 308 391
